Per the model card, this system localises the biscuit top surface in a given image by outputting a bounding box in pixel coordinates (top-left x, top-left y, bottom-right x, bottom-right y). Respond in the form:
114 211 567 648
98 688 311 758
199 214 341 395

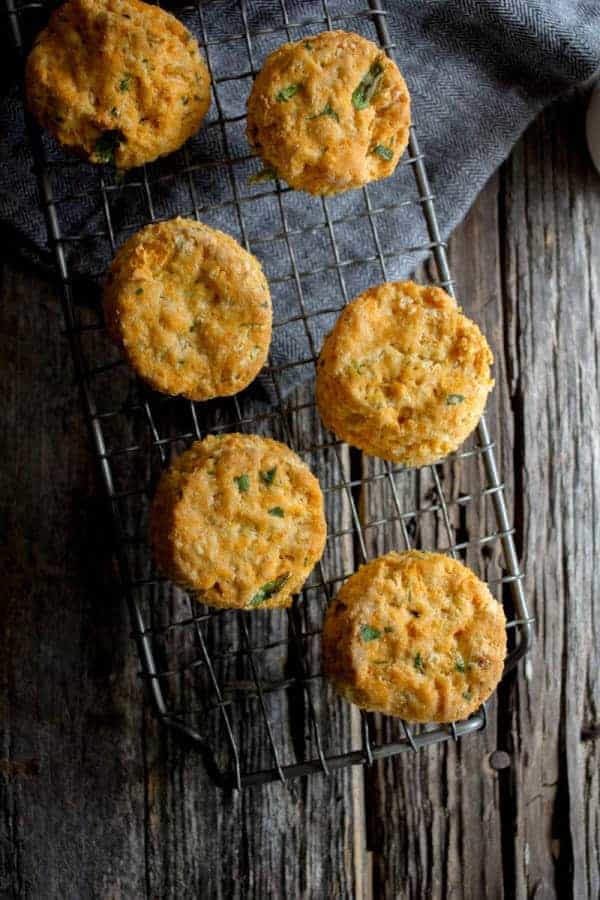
323 550 507 722
150 433 327 609
26 0 210 168
103 218 272 401
247 30 410 194
316 281 494 465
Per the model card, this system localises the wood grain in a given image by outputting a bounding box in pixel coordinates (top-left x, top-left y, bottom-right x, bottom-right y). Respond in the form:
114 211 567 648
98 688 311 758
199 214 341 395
0 266 146 899
1 94 599 899
499 94 600 900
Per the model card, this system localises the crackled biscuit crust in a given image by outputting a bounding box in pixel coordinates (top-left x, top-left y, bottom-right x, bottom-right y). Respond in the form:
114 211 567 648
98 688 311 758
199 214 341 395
316 281 494 466
322 551 506 722
150 434 327 610
26 0 210 169
103 218 272 400
246 30 410 195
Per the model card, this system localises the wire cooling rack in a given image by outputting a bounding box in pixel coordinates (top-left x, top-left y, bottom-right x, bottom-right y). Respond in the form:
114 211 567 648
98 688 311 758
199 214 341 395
8 0 532 789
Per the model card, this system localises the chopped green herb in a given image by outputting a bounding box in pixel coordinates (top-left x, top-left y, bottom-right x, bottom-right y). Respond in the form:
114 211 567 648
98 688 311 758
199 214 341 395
260 467 277 485
463 691 473 702
182 95 189 105
414 652 425 672
384 626 394 633
135 287 144 295
352 60 384 110
275 84 300 102
303 41 313 50
373 144 393 161
92 129 124 165
455 654 466 673
234 473 250 493
110 107 118 116
373 659 389 666
248 167 277 185
446 394 465 405
360 624 382 642
249 573 290 606
351 359 366 374
119 74 132 92
268 506 285 518
308 103 339 122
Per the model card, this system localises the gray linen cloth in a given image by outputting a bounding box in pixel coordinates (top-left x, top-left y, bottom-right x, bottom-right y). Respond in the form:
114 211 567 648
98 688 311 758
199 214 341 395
1 0 599 396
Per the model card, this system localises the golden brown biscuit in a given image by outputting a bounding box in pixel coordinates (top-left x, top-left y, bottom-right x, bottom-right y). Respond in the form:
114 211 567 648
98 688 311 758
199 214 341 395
26 0 210 169
150 433 327 609
103 218 272 401
322 551 506 722
316 281 494 466
246 30 410 195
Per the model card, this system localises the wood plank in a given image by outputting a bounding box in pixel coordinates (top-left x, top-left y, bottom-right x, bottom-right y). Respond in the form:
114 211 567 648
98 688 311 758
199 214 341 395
364 172 509 900
500 94 600 900
139 392 368 897
365 94 600 900
0 266 147 898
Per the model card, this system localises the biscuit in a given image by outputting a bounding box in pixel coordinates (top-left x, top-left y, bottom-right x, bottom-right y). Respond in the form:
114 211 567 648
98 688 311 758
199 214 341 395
150 433 327 610
246 30 410 195
322 551 506 722
103 218 272 401
26 0 210 169
316 281 494 466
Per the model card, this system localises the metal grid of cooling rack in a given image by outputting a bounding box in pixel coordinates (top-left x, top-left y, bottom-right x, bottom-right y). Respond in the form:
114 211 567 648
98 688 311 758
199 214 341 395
8 0 533 789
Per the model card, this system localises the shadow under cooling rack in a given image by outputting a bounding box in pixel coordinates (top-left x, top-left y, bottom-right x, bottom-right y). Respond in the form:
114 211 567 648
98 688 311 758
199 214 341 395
7 0 533 789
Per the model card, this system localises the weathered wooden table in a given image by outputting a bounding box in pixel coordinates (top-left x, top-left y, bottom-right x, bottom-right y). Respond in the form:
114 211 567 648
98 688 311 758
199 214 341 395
1 93 599 899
